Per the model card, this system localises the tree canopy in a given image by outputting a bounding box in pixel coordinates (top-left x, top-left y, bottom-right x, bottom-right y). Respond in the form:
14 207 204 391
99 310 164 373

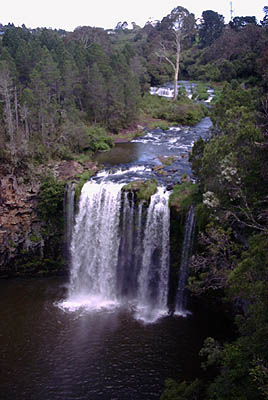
199 10 225 47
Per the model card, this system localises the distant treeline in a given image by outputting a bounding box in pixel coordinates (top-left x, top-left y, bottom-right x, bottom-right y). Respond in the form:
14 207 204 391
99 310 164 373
0 7 267 162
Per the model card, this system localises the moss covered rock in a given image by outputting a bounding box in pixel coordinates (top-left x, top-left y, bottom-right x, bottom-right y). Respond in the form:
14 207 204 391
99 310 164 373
122 179 157 204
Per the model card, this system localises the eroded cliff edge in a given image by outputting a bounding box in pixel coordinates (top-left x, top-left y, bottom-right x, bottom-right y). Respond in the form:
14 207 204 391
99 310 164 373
0 160 98 277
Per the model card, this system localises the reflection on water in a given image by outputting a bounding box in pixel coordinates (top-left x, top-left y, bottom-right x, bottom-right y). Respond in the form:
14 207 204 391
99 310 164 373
94 143 140 165
0 278 218 400
95 143 138 165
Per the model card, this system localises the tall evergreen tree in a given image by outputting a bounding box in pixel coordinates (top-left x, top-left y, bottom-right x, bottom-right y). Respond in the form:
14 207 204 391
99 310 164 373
199 10 225 47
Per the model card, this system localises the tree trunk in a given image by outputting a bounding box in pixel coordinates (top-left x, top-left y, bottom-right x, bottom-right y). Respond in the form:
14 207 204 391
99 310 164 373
173 56 179 101
0 66 15 151
21 104 30 143
39 111 46 146
173 32 181 101
14 85 19 133
4 85 15 150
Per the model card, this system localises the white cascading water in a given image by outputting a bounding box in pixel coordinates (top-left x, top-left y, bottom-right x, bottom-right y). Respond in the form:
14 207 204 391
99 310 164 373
64 183 75 262
64 181 124 310
135 187 171 322
61 180 171 322
175 205 196 316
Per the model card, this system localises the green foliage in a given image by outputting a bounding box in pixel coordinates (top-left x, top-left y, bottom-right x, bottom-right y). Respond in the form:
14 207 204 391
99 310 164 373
211 83 256 131
149 121 171 131
161 378 202 400
1 10 267 163
191 83 209 101
230 16 257 31
194 203 211 231
202 235 268 400
199 337 223 370
169 182 198 212
188 62 222 82
228 235 268 299
190 84 268 234
188 224 240 295
38 175 65 225
189 137 206 178
185 66 268 400
14 256 64 276
141 94 206 126
86 125 114 152
0 25 143 162
199 10 225 48
250 359 268 399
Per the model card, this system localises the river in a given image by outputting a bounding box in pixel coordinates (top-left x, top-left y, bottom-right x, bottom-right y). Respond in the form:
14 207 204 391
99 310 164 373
93 117 212 184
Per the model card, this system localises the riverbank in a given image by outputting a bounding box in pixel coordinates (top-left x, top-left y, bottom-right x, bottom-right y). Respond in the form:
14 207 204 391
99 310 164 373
110 93 209 143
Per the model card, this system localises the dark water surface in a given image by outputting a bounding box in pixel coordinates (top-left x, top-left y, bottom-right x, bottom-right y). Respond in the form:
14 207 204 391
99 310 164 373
0 278 217 400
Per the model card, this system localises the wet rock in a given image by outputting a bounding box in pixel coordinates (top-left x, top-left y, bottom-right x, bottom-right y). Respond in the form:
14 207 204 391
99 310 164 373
166 184 174 191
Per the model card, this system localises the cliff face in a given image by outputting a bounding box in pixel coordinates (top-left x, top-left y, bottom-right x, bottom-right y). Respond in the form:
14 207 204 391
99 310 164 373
0 160 98 276
0 168 43 275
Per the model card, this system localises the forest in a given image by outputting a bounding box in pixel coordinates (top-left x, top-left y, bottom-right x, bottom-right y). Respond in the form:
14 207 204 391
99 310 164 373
0 5 268 400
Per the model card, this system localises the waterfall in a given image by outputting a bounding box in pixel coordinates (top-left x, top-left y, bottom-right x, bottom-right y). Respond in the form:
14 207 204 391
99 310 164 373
64 183 75 262
175 205 196 316
135 188 171 322
62 180 171 322
67 181 124 309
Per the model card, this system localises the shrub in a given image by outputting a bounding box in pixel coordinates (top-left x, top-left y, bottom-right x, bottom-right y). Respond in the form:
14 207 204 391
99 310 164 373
38 175 65 225
86 125 114 152
169 182 199 212
141 94 206 126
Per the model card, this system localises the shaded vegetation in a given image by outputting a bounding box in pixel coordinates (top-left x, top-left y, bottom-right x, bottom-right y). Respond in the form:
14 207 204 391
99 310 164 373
169 182 199 212
164 74 268 400
38 175 65 227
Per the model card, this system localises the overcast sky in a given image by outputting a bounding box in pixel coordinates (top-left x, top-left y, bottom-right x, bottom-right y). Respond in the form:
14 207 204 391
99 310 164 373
1 0 266 31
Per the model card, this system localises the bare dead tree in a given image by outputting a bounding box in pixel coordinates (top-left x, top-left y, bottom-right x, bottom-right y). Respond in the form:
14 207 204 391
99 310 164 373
156 29 181 101
156 7 196 101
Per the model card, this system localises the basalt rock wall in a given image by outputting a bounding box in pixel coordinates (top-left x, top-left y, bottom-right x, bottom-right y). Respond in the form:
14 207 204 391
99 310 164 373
0 168 43 275
0 160 95 277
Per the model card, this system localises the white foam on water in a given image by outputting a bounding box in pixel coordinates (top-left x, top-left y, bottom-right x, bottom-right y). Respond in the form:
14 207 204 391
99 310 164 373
96 166 150 179
168 127 181 132
168 138 177 144
134 305 169 324
58 295 120 313
174 309 192 318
